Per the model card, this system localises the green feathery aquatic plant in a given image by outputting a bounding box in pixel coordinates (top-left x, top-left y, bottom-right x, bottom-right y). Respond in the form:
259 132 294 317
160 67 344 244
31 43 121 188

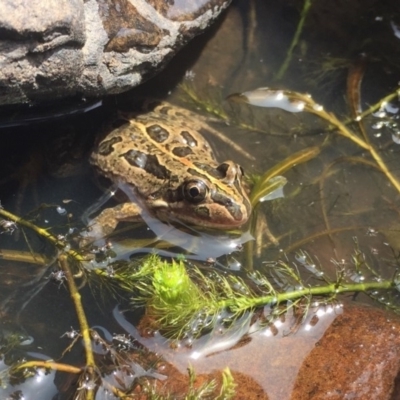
92 248 400 340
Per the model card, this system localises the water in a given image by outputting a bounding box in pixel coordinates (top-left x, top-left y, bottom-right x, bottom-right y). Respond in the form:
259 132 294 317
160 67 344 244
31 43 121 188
1 0 400 398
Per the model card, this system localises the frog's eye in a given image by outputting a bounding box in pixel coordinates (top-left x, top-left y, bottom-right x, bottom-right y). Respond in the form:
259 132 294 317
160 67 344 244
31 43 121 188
183 180 208 203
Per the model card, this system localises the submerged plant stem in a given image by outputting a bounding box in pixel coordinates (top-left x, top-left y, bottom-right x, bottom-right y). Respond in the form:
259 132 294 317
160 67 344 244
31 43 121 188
275 0 313 80
179 81 229 121
328 112 400 193
0 249 49 265
287 93 400 195
58 254 96 400
250 146 320 206
357 89 400 121
58 255 94 366
17 360 81 374
346 56 370 144
0 208 85 262
319 156 381 247
219 279 393 312
282 225 370 254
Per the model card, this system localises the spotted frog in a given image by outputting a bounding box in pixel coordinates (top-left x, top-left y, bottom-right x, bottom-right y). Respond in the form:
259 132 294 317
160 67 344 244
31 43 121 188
87 102 251 239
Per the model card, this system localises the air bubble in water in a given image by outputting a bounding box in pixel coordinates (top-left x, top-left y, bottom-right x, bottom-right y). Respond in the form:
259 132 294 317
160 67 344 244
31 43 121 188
384 102 399 114
372 111 386 118
392 132 400 144
372 122 384 129
56 206 67 215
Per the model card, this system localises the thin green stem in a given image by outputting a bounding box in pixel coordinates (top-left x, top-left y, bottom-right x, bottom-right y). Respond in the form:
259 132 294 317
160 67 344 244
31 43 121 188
285 92 400 195
250 146 320 206
58 255 94 367
325 111 400 193
0 208 86 262
318 156 381 247
282 226 367 254
17 360 81 374
356 89 399 122
0 249 49 265
58 254 95 400
220 279 394 312
275 0 313 80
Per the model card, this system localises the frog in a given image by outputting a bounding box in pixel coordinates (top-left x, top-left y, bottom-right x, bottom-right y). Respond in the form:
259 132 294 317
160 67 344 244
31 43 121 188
85 101 251 240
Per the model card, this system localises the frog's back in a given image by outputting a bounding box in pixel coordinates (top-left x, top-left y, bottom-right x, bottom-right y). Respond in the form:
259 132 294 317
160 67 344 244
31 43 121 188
90 102 220 192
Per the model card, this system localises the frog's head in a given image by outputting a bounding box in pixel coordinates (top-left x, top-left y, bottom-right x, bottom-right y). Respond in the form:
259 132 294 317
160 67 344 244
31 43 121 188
153 161 252 229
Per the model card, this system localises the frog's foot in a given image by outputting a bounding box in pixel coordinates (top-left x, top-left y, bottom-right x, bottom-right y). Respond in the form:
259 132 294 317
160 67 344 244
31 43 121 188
79 203 142 247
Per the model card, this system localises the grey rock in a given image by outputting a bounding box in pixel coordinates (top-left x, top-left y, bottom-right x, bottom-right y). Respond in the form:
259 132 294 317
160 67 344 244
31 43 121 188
0 0 231 105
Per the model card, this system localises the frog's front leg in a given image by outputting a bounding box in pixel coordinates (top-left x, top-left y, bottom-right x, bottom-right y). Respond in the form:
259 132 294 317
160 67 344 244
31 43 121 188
82 202 142 244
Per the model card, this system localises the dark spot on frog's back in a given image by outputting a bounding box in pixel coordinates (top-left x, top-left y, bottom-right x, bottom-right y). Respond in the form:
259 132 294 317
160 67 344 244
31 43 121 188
121 149 170 180
172 146 193 157
97 136 123 156
146 124 169 143
181 130 197 147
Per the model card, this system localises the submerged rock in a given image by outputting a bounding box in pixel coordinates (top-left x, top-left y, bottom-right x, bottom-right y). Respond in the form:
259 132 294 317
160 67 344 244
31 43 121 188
0 0 231 105
291 304 400 400
159 303 400 399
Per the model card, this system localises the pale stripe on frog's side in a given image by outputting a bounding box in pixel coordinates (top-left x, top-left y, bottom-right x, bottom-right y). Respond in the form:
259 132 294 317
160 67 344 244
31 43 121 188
85 102 252 241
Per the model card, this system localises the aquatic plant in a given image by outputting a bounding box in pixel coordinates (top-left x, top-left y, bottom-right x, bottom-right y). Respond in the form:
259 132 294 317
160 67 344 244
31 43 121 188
275 0 314 80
